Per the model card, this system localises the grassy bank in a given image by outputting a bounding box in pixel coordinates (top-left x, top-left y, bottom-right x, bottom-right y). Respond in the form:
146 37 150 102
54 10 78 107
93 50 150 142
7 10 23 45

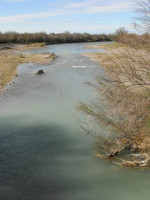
0 44 56 90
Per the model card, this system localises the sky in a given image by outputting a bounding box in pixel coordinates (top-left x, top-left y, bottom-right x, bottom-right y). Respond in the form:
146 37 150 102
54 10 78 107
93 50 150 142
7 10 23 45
0 0 136 34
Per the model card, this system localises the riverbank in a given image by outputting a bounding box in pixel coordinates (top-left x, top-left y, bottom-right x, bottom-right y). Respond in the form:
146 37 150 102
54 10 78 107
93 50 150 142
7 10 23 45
0 43 56 90
81 42 150 168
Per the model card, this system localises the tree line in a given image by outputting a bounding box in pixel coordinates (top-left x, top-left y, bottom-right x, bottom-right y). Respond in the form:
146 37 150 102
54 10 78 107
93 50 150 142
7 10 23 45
0 31 114 44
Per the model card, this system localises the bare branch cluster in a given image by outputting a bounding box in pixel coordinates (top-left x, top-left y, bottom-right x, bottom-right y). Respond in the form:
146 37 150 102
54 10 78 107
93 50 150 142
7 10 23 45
79 0 150 167
134 0 150 33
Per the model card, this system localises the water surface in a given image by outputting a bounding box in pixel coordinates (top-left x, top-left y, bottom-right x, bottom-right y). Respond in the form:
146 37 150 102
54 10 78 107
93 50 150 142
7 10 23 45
0 42 150 200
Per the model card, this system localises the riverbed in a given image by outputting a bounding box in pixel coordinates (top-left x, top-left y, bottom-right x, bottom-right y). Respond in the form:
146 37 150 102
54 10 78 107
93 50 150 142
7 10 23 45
0 42 150 200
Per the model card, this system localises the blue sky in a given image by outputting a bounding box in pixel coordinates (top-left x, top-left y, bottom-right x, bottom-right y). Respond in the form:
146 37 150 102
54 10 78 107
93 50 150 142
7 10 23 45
0 0 136 33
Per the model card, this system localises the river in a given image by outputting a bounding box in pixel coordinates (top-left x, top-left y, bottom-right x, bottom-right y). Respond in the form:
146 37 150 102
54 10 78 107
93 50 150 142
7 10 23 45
0 42 150 200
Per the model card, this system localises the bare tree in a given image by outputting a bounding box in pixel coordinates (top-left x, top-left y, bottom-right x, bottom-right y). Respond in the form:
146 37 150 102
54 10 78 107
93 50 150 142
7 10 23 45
114 27 128 42
134 0 150 33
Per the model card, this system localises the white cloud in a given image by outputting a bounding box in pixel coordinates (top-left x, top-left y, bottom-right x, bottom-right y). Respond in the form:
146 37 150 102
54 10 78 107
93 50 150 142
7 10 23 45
0 0 135 33
0 1 135 23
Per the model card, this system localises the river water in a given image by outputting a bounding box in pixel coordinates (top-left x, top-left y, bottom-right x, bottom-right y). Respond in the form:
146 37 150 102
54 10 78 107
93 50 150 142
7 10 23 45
0 42 150 200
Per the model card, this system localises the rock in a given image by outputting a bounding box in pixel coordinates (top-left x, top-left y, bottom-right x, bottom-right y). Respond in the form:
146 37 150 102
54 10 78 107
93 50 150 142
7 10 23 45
34 70 44 75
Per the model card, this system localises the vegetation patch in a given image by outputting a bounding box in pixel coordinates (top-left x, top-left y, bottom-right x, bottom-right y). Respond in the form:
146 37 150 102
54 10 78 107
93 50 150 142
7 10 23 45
0 32 113 44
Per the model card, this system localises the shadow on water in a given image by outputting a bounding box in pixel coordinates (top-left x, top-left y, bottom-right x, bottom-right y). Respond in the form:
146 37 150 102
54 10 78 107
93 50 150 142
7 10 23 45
0 117 150 200
0 118 91 200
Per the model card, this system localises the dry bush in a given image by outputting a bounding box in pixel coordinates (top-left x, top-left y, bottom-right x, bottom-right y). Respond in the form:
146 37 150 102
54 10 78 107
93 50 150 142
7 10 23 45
79 68 150 167
103 48 150 90
114 27 128 43
120 34 141 47
119 33 150 49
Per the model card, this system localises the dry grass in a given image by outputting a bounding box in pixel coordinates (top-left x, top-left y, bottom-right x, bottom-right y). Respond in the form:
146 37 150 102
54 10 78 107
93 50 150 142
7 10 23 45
0 52 56 90
26 42 47 47
85 42 125 50
0 43 47 54
96 42 125 50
